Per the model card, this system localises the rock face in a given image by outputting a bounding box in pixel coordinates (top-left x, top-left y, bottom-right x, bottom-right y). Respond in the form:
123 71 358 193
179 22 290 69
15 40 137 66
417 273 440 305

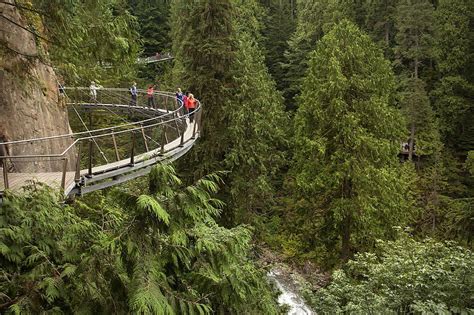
0 0 75 172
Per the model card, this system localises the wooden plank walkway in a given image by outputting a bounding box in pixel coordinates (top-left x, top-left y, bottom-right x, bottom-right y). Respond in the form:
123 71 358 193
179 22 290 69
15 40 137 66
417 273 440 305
0 168 76 193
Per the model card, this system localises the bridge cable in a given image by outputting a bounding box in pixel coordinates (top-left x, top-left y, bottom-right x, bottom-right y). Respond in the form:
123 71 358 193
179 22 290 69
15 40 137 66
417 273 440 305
102 106 160 147
71 105 109 164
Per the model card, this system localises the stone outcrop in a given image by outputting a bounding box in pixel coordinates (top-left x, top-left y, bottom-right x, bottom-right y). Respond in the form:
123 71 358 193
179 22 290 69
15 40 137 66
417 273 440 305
0 0 75 172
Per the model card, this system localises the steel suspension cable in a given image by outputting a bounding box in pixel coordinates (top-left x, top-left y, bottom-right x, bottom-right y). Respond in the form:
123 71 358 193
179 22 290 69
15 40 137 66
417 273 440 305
71 105 109 164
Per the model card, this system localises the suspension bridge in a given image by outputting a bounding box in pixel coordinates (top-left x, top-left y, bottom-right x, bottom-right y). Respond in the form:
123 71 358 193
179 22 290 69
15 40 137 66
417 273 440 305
0 87 201 199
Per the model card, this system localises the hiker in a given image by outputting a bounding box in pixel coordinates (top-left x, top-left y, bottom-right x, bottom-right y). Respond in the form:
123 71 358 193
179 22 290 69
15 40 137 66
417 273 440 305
147 84 155 108
182 91 189 115
90 81 101 103
176 88 184 113
187 93 197 122
130 82 138 106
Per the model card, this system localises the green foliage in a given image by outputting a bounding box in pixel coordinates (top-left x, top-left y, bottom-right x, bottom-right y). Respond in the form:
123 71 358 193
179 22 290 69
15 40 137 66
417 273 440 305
282 0 356 110
26 0 141 85
259 0 296 93
223 0 289 223
394 0 435 76
362 0 397 54
171 0 289 226
432 0 474 150
467 151 474 176
309 232 474 313
0 166 279 314
292 20 411 262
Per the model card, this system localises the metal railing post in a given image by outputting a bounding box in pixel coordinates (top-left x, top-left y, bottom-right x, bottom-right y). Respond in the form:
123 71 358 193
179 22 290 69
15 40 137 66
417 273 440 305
140 124 149 152
2 158 9 190
75 144 81 182
179 119 185 147
130 132 136 165
61 158 68 191
192 112 198 139
160 125 166 155
197 106 202 134
87 139 93 177
111 130 120 161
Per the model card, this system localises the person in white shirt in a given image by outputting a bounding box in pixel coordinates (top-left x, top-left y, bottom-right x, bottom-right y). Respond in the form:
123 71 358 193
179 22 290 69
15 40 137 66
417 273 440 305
90 81 101 103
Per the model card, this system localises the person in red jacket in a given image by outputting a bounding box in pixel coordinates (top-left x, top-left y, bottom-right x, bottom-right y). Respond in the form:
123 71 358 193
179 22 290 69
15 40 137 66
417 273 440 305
187 93 197 122
147 85 155 108
182 91 189 115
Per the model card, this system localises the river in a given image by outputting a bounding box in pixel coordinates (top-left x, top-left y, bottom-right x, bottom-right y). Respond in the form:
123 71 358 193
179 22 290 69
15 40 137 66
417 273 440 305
267 266 315 315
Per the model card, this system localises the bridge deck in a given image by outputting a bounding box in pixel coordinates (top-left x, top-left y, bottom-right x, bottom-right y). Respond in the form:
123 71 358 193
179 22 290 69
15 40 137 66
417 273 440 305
0 168 76 193
0 120 196 195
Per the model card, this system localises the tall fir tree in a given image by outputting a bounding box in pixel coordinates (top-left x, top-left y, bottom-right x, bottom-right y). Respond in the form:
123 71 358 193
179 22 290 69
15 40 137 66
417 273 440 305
259 0 296 92
171 0 288 224
174 0 237 178
292 20 411 261
394 0 440 160
432 0 474 152
282 0 356 110
224 0 289 223
362 0 398 55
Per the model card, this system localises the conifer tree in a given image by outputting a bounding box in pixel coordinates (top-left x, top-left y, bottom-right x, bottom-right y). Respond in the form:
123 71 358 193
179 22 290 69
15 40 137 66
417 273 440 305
432 0 474 151
292 20 410 261
171 0 288 224
174 0 237 177
0 166 279 313
282 0 356 110
259 0 296 92
394 0 440 160
224 0 289 223
362 0 398 54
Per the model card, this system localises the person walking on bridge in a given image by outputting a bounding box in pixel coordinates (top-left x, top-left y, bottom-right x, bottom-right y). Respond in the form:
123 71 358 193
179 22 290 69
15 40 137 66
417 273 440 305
176 88 184 114
182 92 189 114
187 93 197 123
130 82 138 106
147 84 155 108
90 81 101 103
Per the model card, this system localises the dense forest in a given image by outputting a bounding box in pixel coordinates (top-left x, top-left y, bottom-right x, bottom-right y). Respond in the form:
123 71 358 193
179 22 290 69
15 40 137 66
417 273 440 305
1 0 473 313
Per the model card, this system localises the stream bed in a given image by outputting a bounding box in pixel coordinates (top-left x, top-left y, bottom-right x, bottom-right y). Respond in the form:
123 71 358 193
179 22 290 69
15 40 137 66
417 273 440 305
267 266 315 315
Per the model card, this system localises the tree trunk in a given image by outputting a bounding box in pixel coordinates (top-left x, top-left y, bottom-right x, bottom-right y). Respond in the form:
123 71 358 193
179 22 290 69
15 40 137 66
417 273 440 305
341 214 352 261
408 122 415 161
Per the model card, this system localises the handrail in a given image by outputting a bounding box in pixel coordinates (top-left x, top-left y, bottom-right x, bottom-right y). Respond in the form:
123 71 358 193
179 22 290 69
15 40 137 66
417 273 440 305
1 87 202 196
2 101 201 159
2 88 184 146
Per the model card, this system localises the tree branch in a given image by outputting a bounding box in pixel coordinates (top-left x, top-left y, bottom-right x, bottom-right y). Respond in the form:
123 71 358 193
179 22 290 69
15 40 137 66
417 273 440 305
0 1 49 17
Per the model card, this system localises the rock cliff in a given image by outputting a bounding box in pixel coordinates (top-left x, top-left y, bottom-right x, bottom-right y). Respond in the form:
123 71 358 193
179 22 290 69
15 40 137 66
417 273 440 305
0 0 75 172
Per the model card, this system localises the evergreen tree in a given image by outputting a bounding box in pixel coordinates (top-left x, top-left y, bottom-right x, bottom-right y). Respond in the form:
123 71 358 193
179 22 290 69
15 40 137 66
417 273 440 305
432 0 474 152
224 0 289 223
29 0 141 84
282 0 356 110
174 0 237 177
0 166 279 314
362 0 398 55
128 0 173 84
292 20 410 261
171 0 288 225
259 0 296 92
394 0 440 160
